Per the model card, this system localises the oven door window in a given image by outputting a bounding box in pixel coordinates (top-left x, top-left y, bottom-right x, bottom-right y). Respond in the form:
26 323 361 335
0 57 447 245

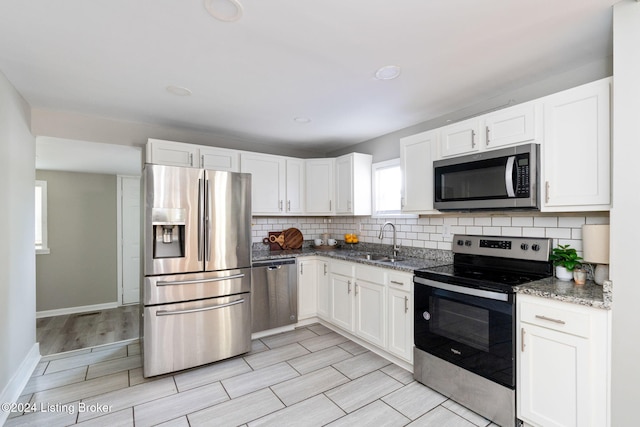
414 284 514 388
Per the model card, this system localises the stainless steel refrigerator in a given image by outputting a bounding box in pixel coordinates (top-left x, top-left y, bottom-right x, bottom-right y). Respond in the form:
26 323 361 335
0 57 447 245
142 164 252 377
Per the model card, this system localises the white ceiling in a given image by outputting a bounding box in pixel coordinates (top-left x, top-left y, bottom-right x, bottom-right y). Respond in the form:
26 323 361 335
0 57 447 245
0 0 615 154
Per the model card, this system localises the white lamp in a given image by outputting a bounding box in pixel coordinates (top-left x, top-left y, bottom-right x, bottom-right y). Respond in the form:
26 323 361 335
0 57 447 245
582 224 610 285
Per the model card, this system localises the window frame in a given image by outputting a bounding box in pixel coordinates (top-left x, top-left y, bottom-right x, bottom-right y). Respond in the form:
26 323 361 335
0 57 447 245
371 158 416 219
35 180 50 254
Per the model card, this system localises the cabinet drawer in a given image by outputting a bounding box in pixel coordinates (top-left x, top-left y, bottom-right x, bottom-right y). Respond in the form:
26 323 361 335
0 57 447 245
387 271 412 290
330 260 354 277
355 264 386 284
520 299 590 338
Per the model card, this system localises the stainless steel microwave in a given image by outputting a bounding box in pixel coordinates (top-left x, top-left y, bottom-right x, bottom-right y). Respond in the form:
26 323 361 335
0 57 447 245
433 143 539 211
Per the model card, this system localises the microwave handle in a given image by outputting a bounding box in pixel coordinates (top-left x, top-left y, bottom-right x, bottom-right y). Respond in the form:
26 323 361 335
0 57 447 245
505 156 516 198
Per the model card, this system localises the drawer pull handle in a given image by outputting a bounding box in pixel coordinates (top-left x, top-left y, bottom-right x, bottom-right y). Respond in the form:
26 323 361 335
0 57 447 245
156 298 245 316
157 273 245 286
521 328 526 352
390 280 404 286
535 314 566 325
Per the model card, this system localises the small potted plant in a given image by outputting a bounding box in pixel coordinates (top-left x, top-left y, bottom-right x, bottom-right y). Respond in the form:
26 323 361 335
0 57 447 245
550 244 583 281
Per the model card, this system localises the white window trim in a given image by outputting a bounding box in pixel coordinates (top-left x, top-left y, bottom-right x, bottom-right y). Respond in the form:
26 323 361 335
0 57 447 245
371 158 417 219
35 180 50 254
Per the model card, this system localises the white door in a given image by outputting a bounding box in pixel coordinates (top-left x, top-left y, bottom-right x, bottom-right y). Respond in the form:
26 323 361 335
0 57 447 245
119 176 141 305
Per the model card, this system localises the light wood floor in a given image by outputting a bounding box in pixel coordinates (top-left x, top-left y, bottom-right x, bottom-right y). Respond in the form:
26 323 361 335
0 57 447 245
36 305 140 355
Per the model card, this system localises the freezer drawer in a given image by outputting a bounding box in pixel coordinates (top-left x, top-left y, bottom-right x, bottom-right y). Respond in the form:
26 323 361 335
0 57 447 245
144 268 251 305
143 293 251 377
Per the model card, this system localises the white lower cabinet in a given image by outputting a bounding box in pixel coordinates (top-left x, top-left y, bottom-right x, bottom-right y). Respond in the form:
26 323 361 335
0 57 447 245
329 270 354 331
354 265 386 348
386 271 413 362
297 258 318 320
517 294 610 427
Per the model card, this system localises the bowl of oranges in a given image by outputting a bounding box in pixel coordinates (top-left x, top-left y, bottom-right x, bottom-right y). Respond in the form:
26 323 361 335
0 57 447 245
344 233 359 244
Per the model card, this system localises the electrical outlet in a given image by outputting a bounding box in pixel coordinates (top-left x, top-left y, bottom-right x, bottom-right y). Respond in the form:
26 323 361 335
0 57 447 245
443 224 452 239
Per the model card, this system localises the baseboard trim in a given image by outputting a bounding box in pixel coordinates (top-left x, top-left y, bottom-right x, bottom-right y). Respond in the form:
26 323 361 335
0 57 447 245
36 302 119 319
0 343 40 424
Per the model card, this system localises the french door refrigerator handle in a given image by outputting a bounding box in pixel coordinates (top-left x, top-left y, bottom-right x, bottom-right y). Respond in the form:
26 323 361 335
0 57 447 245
157 273 246 286
205 178 211 262
198 178 204 262
156 298 245 316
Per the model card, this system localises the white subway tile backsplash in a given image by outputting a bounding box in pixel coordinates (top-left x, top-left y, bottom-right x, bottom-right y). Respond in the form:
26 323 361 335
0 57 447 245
533 217 558 228
252 214 609 252
558 217 586 227
511 217 534 227
491 217 511 227
474 217 492 226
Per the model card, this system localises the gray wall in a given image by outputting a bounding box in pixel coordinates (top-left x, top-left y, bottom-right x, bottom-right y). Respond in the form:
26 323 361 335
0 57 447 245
328 58 612 162
35 170 117 311
0 71 36 403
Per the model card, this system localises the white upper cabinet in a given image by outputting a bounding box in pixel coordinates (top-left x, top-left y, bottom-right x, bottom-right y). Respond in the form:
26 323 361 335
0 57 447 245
483 102 538 150
147 138 199 167
335 153 372 215
439 118 481 157
400 130 438 213
199 146 240 171
541 78 611 211
285 158 305 214
305 158 335 215
240 152 286 215
146 139 240 171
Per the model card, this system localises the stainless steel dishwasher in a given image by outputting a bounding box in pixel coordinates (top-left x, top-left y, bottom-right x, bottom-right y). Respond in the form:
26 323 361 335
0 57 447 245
251 258 298 333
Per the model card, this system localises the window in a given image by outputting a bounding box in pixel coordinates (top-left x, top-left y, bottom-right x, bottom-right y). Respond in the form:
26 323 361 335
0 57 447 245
371 159 416 218
35 180 50 254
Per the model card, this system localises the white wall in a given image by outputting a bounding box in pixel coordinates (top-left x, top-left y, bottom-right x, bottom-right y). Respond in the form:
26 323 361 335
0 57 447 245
611 1 640 424
0 72 36 405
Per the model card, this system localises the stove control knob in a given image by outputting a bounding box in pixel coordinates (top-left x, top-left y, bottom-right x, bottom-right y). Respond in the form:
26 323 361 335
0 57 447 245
532 244 540 251
465 240 472 247
520 243 529 251
457 239 464 246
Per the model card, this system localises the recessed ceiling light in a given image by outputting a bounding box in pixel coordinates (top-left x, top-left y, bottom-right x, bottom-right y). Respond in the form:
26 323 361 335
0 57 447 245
204 0 244 22
375 65 401 80
294 117 311 124
166 85 192 96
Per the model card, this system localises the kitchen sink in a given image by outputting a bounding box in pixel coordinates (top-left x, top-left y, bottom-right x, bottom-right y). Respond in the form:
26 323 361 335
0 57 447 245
354 253 390 261
379 257 405 263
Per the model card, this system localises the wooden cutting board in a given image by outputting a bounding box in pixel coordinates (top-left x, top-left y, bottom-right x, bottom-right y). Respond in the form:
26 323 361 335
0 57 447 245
283 227 303 249
263 231 285 250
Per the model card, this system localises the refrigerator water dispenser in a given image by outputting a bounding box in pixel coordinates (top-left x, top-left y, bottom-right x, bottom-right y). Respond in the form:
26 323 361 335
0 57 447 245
151 208 186 259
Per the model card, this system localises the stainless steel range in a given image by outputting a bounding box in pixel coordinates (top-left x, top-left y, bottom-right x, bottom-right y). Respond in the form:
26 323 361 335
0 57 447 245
413 234 552 427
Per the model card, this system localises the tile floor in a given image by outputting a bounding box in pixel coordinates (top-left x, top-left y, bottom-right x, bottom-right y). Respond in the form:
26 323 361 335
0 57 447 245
6 324 499 427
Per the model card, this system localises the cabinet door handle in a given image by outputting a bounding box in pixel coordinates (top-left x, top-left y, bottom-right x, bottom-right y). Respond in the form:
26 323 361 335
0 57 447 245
287 200 291 211
390 280 404 286
329 200 332 211
347 200 351 211
521 328 526 352
401 197 405 209
200 154 204 168
355 283 359 296
189 153 194 167
404 296 409 313
279 200 283 211
324 264 327 275
486 126 490 146
545 181 550 203
300 263 303 275
535 314 566 324
347 280 351 294
471 130 476 148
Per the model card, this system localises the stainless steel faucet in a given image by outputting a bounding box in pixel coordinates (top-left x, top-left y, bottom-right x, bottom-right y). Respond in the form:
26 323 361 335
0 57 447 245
378 221 400 258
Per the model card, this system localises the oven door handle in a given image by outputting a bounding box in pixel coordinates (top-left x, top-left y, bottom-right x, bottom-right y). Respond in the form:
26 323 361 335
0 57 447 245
505 155 516 198
414 276 509 302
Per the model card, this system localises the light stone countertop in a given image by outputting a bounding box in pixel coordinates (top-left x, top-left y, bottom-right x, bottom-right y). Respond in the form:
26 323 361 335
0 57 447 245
513 277 611 309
